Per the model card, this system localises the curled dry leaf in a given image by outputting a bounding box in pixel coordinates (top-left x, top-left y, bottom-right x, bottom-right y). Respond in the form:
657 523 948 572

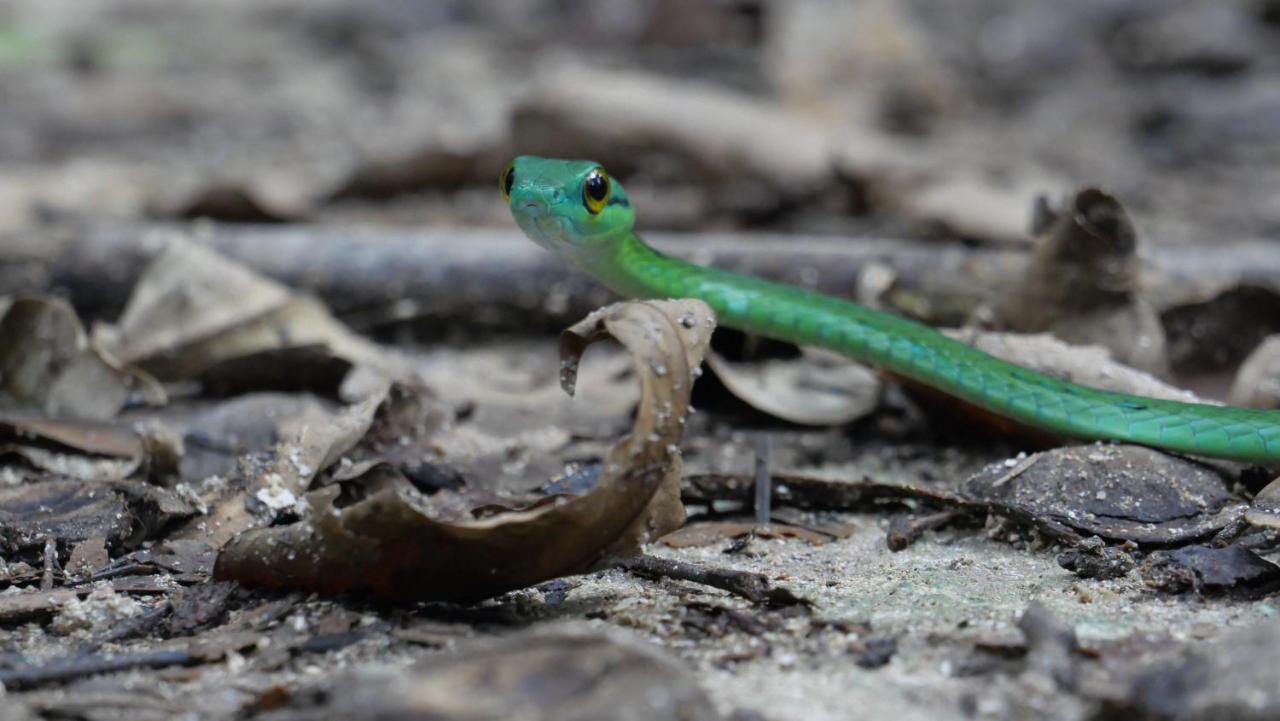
0 413 181 484
705 346 881 426
214 300 715 602
0 296 165 420
93 234 411 390
990 188 1168 375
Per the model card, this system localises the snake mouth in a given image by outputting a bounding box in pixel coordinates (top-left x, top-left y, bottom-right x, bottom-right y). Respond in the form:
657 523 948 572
512 206 572 251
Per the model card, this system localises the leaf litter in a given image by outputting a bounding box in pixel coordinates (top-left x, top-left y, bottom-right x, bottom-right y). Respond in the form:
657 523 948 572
214 299 715 602
2 4 1280 719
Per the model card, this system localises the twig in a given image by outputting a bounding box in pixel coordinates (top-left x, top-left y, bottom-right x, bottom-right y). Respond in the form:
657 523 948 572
615 554 807 607
753 435 771 527
886 510 967 551
0 649 195 690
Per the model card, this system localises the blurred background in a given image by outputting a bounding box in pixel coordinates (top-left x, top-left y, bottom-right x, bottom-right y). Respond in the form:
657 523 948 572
1 0 1279 386
1 0 1277 236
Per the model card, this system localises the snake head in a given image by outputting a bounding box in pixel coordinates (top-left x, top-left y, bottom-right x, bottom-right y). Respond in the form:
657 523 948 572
501 156 634 263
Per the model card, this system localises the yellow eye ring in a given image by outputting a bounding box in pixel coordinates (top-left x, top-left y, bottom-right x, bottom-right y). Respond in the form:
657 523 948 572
499 162 515 202
582 167 611 214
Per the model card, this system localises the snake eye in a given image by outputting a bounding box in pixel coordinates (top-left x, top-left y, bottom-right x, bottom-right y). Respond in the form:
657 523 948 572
582 167 611 214
500 162 515 202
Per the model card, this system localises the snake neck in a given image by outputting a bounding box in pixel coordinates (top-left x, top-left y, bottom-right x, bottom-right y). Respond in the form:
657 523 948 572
576 231 671 300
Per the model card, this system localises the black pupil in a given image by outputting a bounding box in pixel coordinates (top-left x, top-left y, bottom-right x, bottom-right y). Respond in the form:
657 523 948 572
504 168 515 197
585 173 608 202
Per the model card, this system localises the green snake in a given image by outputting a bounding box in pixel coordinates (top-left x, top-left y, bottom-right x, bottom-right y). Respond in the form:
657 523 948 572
502 156 1280 464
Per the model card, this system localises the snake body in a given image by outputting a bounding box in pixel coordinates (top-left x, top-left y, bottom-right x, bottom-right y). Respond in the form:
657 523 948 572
503 156 1280 464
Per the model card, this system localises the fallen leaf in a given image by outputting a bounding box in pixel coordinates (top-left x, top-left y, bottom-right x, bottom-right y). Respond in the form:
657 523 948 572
706 346 881 426
66 537 109 578
0 481 130 551
901 169 1052 247
175 388 389 548
1244 476 1280 530
964 444 1243 544
261 623 720 721
1141 544 1280 594
1110 624 1280 720
0 413 181 485
93 235 412 390
0 479 195 552
0 589 81 625
0 296 164 420
172 392 333 483
214 300 714 602
990 188 1168 375
1230 334 1280 409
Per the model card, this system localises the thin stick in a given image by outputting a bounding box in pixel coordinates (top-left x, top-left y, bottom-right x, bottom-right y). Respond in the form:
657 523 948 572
753 435 772 527
615 554 806 607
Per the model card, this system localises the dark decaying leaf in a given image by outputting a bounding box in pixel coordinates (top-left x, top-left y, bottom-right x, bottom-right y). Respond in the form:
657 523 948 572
66 537 109 578
172 392 334 484
0 479 195 552
964 444 1243 544
0 296 165 420
1140 543 1280 594
1163 285 1280 377
214 300 715 602
1056 536 1137 580
176 388 389 548
254 624 721 721
0 482 129 551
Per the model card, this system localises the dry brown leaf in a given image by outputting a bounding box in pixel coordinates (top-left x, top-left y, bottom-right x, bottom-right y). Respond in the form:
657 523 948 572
93 235 411 388
0 413 180 483
0 296 165 420
990 188 1169 375
706 346 881 426
214 300 715 602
